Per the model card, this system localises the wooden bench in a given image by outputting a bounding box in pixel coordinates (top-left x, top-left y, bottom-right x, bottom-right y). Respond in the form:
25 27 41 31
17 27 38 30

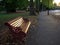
5 17 31 42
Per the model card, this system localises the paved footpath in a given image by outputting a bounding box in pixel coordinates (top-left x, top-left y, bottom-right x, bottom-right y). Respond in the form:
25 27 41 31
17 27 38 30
26 12 60 45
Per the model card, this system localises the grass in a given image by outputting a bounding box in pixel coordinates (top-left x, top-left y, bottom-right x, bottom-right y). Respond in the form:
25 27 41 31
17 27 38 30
0 13 29 22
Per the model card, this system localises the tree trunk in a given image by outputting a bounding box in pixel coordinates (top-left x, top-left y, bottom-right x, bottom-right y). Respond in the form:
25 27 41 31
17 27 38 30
30 0 36 15
48 0 49 15
35 0 40 13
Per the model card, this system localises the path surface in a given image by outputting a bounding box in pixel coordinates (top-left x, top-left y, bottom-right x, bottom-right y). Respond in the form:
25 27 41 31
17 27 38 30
26 11 60 45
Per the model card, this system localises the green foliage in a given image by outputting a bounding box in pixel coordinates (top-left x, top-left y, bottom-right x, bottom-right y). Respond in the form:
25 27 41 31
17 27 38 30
0 5 4 11
0 0 29 12
17 0 28 10
42 0 54 9
1 0 17 12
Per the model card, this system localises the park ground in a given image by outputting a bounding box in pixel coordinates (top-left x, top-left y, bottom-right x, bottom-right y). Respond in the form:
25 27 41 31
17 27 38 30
0 12 38 45
0 11 60 45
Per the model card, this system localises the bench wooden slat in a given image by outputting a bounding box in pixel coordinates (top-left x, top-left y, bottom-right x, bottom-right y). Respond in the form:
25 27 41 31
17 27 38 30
10 18 24 27
8 17 22 24
25 21 31 33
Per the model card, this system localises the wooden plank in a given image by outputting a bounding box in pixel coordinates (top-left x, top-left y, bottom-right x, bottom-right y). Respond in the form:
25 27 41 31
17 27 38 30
20 21 31 33
25 21 31 33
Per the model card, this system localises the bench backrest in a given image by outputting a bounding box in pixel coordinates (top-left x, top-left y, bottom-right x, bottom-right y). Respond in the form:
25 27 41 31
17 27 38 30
7 17 24 27
5 17 31 34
